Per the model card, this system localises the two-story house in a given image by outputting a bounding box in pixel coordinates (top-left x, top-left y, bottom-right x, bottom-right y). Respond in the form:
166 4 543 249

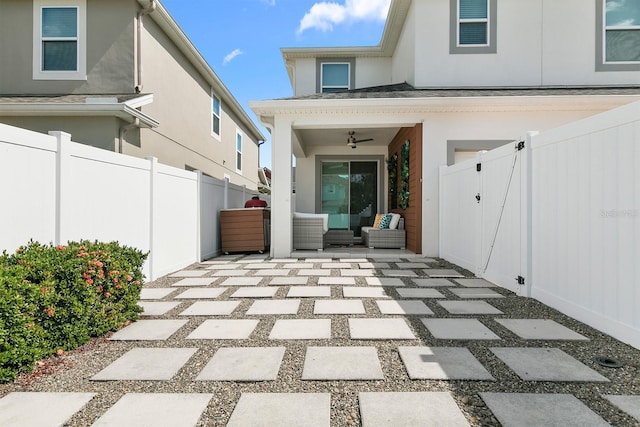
251 0 640 258
0 0 265 189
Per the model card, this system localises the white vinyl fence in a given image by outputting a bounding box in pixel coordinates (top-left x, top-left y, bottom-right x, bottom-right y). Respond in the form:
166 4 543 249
0 123 266 281
440 101 640 349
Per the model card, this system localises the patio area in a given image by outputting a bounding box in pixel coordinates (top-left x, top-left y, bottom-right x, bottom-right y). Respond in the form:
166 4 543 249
1 254 639 426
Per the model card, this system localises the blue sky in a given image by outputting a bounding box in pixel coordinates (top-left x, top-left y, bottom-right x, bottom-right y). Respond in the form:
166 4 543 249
160 0 391 169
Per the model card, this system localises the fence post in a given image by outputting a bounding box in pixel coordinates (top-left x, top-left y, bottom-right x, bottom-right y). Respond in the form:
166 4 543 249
195 170 203 262
50 131 72 246
146 156 158 281
522 131 538 297
474 150 484 278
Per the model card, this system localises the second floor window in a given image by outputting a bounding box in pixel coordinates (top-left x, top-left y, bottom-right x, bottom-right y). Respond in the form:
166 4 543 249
458 0 489 46
236 131 243 172
321 63 350 93
212 94 221 137
604 0 640 63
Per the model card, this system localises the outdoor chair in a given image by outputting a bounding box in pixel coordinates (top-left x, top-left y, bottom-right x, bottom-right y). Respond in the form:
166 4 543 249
362 217 406 249
293 212 328 251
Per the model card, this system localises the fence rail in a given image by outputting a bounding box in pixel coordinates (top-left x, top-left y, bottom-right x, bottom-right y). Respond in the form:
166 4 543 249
440 101 640 349
0 123 267 280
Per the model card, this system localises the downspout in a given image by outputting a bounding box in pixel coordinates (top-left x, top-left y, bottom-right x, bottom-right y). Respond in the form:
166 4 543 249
118 119 141 154
135 0 156 93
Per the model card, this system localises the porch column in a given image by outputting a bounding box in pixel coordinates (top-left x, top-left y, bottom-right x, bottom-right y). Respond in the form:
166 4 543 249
271 116 293 257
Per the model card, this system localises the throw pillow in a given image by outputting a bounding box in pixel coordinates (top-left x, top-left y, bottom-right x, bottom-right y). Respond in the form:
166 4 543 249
378 214 392 229
389 213 401 230
372 213 385 228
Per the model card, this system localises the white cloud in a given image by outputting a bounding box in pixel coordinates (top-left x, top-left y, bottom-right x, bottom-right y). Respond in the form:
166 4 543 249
297 0 391 34
260 0 276 6
223 49 243 65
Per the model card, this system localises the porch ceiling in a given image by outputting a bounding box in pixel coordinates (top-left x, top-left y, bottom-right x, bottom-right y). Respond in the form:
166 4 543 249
293 126 401 156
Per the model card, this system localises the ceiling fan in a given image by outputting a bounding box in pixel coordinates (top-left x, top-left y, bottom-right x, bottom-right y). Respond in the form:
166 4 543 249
346 131 373 149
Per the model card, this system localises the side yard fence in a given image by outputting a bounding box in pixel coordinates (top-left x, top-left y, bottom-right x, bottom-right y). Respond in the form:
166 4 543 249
0 123 268 281
440 100 640 349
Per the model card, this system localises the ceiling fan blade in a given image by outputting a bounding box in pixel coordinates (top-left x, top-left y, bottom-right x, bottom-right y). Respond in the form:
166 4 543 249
354 138 374 143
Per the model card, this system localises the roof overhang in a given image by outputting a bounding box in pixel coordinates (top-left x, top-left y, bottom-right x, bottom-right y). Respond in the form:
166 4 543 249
137 0 266 143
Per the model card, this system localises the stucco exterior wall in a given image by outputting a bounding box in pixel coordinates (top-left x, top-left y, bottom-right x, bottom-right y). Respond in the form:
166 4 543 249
355 57 392 88
0 0 136 95
293 58 317 97
391 1 416 86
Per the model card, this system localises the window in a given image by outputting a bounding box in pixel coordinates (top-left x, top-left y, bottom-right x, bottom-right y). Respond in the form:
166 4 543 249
320 62 351 93
450 0 496 54
236 131 243 172
597 0 640 70
212 93 221 137
33 0 86 80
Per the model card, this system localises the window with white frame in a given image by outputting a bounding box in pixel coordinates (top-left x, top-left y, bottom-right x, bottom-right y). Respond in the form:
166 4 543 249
212 93 221 137
321 63 350 93
450 0 496 54
236 131 243 172
603 0 640 63
33 0 86 80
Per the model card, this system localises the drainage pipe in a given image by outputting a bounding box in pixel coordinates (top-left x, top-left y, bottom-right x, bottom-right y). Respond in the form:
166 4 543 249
135 0 156 93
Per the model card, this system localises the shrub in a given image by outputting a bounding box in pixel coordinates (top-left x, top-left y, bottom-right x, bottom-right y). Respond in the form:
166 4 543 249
0 240 147 382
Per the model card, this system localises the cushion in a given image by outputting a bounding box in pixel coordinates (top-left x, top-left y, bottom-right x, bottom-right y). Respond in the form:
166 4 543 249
378 214 393 229
389 213 401 230
294 212 329 233
372 213 385 228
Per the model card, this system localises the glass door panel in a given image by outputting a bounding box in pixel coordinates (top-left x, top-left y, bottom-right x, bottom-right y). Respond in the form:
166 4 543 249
321 162 349 229
350 161 378 237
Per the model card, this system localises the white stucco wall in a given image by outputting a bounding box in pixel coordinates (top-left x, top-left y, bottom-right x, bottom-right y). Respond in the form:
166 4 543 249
391 2 416 86
356 57 392 88
293 58 317 96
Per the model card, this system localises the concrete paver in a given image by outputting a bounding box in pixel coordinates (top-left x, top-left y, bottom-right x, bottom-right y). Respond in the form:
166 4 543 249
91 348 197 381
169 270 208 277
246 299 300 315
0 392 96 427
92 393 212 427
412 278 456 287
302 347 384 380
179 301 240 316
287 286 331 298
422 319 501 340
376 300 433 315
438 300 504 314
139 301 181 316
349 318 416 340
205 264 240 270
427 269 464 278
365 277 405 287
480 393 610 427
219 276 262 287
341 269 375 277
454 278 496 287
196 347 285 381
359 392 469 427
396 288 445 299
495 319 589 340
109 319 188 341
231 287 279 298
343 287 389 298
269 319 332 340
449 288 505 298
187 319 259 340
254 269 292 276
269 276 308 285
171 277 217 286
318 277 356 285
212 269 249 277
139 288 177 299
174 288 227 299
380 269 418 277
603 395 640 421
314 299 366 314
227 393 331 427
398 346 495 380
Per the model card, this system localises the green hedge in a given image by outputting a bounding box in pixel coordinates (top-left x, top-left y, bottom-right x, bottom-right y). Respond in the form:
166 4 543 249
0 240 147 382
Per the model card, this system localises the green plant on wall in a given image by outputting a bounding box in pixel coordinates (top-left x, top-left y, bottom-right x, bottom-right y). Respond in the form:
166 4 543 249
387 153 398 210
399 140 410 209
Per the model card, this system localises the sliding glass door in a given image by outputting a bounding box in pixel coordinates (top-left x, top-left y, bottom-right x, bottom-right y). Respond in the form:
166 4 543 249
321 161 378 237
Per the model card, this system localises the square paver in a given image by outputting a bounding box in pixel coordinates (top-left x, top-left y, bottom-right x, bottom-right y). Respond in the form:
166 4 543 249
169 270 208 277
246 299 300 315
302 347 384 380
481 393 609 427
322 262 351 269
254 269 292 276
422 319 500 340
396 288 445 299
205 264 240 270
0 392 96 427
92 393 212 427
314 299 365 314
138 301 181 316
381 269 418 277
231 287 279 298
359 392 468 427
287 286 331 298
395 262 430 269
365 277 405 287
245 263 276 269
450 288 505 299
269 319 332 340
603 395 640 421
213 269 249 277
339 258 368 262
376 300 433 315
343 287 389 298
341 269 375 277
359 262 390 269
174 288 227 299
304 258 332 262
196 347 285 381
490 348 610 382
439 300 504 315
109 319 188 341
91 348 197 381
454 278 496 287
179 301 240 316
318 277 356 285
139 288 176 299
171 277 217 287
495 319 589 340
349 318 416 340
284 263 311 269
269 276 308 285
412 278 457 287
398 346 495 380
298 269 331 276
227 393 330 427
427 269 465 278
187 319 259 340
220 277 262 287
268 258 299 263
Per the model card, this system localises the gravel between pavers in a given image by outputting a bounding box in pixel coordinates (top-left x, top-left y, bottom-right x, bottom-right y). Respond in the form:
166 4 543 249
1 257 639 426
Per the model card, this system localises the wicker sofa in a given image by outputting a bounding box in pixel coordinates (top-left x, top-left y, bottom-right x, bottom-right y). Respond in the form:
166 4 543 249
361 216 406 249
293 212 328 251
